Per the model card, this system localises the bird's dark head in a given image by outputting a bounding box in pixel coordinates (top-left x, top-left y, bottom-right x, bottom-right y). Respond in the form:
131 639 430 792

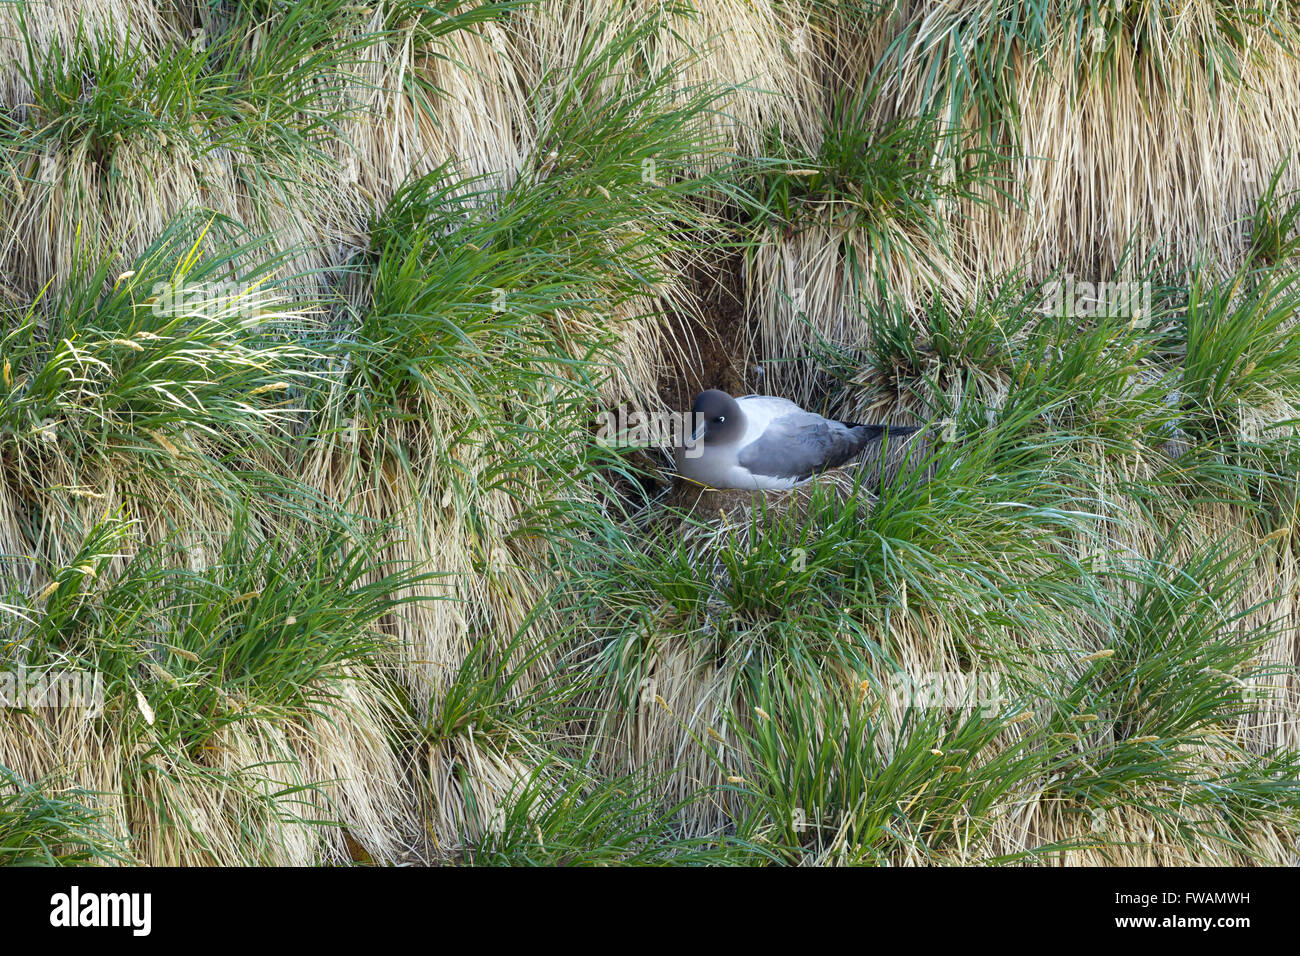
690 389 744 445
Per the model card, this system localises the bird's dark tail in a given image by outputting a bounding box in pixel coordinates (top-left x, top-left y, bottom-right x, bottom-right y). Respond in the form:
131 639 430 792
843 422 923 441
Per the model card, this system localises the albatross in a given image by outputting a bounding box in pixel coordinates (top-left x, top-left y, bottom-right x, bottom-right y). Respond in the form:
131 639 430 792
674 389 920 491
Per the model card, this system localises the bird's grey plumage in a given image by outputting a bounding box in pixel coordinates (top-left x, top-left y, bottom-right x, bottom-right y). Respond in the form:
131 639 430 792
737 412 898 483
674 388 920 490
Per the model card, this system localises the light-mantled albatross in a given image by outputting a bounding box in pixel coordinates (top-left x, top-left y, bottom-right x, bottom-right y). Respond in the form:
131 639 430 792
674 389 920 491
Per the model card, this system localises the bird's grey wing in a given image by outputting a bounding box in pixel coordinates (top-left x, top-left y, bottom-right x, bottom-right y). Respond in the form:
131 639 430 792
736 412 869 482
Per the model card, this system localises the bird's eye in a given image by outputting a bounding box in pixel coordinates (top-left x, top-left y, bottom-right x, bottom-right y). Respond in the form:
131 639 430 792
716 415 726 423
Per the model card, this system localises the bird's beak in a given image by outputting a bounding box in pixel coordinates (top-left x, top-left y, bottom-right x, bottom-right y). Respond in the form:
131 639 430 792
680 413 706 458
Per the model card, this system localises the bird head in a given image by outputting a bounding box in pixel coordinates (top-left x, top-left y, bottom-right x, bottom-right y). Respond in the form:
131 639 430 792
690 390 744 445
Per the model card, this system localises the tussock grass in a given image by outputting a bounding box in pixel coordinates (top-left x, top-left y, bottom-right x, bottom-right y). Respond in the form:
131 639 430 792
2 511 428 864
736 79 1007 403
514 0 824 166
2 0 1300 867
0 765 126 865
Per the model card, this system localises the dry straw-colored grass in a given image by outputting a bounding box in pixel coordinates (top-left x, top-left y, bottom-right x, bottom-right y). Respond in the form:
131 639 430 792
513 0 825 163
745 217 970 405
4 0 1300 866
747 3 1300 401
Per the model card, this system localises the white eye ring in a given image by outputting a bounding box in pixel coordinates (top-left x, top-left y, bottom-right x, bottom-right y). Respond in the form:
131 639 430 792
718 415 726 423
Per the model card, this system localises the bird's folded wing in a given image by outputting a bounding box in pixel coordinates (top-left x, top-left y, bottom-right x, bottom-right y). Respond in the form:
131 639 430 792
736 412 866 482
